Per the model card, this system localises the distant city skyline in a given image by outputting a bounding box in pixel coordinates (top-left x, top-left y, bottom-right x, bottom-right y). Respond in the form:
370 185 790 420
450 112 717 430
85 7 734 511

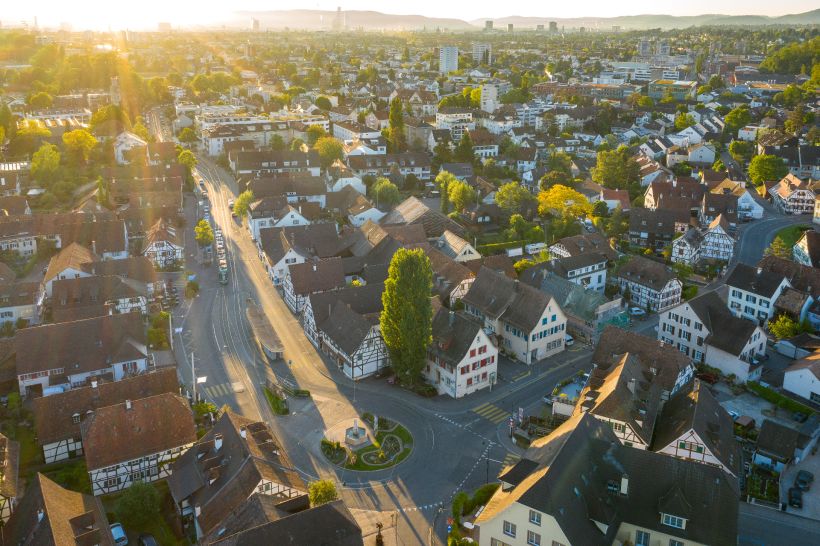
3 1 817 31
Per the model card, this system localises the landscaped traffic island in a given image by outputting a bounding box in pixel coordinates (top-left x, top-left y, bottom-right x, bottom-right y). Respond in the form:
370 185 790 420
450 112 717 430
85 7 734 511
321 413 413 471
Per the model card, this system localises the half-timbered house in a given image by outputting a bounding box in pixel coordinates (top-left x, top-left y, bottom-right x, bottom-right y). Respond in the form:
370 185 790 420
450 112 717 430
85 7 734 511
81 393 196 496
0 433 19 523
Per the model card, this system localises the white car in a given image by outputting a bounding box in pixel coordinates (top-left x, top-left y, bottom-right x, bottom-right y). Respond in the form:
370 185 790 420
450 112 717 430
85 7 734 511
629 307 647 317
565 334 574 346
110 523 128 545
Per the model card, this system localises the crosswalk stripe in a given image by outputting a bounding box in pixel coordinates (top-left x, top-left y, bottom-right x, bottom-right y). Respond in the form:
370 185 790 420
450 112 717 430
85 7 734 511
472 402 492 412
217 383 230 396
475 405 505 418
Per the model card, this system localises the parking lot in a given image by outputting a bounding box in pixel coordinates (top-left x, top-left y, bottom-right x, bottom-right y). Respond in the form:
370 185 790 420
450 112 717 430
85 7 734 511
713 383 805 431
781 444 820 520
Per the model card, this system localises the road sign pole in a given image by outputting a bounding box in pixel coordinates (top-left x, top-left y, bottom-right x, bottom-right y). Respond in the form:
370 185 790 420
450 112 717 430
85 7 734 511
191 352 196 403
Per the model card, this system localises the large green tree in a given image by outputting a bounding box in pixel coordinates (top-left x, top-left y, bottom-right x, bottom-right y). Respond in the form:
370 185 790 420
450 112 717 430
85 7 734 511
749 154 788 185
233 190 255 218
388 96 405 152
453 131 474 163
194 219 214 247
370 178 400 208
380 248 433 386
537 184 592 218
62 129 98 164
495 181 535 215
724 106 751 135
436 170 457 214
116 482 160 528
31 143 61 184
447 179 477 211
308 480 338 507
591 146 640 189
314 136 344 169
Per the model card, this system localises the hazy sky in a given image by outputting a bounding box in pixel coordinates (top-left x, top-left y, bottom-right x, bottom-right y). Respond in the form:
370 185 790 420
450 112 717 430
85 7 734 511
4 1 816 30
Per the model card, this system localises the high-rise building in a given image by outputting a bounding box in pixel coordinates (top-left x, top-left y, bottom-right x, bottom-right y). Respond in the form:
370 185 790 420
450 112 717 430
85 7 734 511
536 24 544 31
439 46 458 74
472 43 492 65
549 21 558 32
485 20 493 31
656 40 670 56
110 77 121 107
480 84 498 114
637 38 652 57
507 23 514 32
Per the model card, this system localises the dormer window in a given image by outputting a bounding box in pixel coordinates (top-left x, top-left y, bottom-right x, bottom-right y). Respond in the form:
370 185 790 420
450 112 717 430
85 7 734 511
661 513 686 529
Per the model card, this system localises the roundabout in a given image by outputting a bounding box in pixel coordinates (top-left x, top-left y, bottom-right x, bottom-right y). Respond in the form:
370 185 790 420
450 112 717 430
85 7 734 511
321 413 414 471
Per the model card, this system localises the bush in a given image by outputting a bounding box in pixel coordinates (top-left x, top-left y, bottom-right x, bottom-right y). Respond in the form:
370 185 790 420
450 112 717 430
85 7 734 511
682 285 698 300
263 388 289 415
746 382 814 415
117 482 160 528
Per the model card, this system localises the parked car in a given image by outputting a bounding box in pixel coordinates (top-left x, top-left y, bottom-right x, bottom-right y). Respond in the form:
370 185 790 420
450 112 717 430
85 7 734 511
138 535 158 546
228 199 235 209
695 372 719 385
795 470 814 491
110 523 128 545
793 412 809 423
629 307 647 318
564 334 574 346
789 487 803 509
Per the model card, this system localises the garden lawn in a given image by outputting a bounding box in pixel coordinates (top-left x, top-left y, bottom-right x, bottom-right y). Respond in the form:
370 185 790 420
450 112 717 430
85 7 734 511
264 387 289 415
774 225 812 249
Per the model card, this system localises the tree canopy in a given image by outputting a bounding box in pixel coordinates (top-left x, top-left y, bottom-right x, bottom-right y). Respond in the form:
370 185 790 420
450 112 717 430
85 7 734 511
495 181 535 215
537 184 592 218
62 129 98 164
233 190 255 218
447 179 477 212
749 154 788 185
308 480 338 507
116 482 160 528
380 248 433 387
591 146 639 189
314 136 344 169
370 178 400 208
31 143 61 184
194 219 214 247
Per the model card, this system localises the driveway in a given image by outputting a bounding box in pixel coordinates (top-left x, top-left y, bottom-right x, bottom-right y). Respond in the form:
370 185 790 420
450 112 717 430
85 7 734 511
780 443 820 520
714 384 802 431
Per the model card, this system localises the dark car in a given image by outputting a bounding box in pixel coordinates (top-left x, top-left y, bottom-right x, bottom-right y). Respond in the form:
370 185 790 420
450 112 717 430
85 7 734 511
795 470 814 491
138 535 158 546
793 412 809 423
788 487 803 509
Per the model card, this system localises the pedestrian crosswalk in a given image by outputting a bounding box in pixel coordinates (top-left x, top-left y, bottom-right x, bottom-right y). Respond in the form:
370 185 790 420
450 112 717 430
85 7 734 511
502 453 520 468
472 402 512 424
203 382 234 398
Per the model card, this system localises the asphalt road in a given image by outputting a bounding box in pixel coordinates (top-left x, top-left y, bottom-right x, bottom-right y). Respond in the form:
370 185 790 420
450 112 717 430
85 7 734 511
150 110 819 543
738 502 820 546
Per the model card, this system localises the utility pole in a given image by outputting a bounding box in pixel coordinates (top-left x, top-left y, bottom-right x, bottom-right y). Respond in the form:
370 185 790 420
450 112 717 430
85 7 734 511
191 352 197 403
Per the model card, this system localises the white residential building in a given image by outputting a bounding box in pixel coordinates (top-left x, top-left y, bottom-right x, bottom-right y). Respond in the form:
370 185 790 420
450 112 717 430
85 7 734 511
769 173 816 215
439 46 459 74
783 352 820 403
658 291 767 383
725 263 790 324
614 255 682 311
463 267 567 365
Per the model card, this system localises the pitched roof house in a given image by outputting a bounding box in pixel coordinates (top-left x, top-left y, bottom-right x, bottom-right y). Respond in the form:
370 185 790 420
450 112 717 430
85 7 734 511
0 433 19 523
380 196 466 238
282 257 346 313
474 413 739 546
1 473 113 546
463 267 567 364
167 410 308 540
614 255 683 312
15 312 149 397
32 367 179 464
81 393 196 495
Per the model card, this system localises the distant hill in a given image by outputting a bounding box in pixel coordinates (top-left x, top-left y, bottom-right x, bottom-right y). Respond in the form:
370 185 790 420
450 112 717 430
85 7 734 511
224 9 820 31
472 10 820 30
232 9 474 30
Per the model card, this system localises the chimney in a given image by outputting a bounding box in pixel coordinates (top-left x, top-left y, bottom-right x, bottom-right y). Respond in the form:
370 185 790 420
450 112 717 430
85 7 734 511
195 505 201 517
214 433 223 452
448 310 455 326
125 399 132 410
37 508 45 522
756 267 762 275
240 426 247 439
91 240 97 254
91 379 98 389
620 474 629 496
312 263 317 272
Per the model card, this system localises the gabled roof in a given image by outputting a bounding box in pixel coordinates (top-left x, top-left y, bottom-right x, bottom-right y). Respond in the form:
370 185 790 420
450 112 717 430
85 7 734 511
795 230 820 268
758 255 820 298
463 267 552 332
319 300 378 356
652 380 741 476
14 312 147 378
430 308 486 368
44 243 98 283
756 419 800 461
0 432 19 500
1 473 113 546
592 326 692 394
785 350 820 381
51 275 143 321
380 197 466 238
144 218 182 248
551 233 617 260
685 291 759 356
615 255 678 292
167 410 307 536
287 258 346 296
725 262 787 298
212 499 363 546
80 393 196 470
576 353 664 445
476 413 739 546
33 368 179 446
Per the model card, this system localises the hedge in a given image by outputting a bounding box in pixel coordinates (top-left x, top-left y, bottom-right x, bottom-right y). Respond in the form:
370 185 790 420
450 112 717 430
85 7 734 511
746 382 814 415
476 239 527 254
